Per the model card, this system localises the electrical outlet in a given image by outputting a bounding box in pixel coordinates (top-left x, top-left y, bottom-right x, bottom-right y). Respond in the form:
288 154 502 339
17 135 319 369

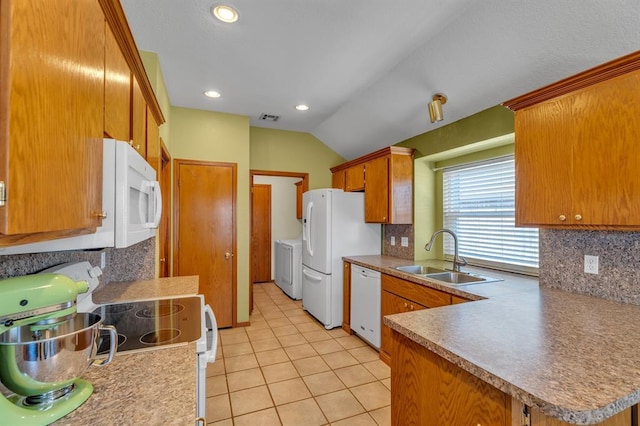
401 237 409 247
390 236 396 246
584 255 599 274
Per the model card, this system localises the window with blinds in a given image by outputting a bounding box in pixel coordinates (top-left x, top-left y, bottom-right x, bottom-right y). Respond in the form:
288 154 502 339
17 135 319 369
442 155 539 275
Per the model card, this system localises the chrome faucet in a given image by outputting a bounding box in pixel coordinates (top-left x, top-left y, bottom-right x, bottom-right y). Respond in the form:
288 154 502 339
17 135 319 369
424 229 467 272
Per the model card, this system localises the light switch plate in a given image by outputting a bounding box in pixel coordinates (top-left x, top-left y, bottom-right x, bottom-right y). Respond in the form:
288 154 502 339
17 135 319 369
390 236 396 246
584 255 599 274
401 237 409 247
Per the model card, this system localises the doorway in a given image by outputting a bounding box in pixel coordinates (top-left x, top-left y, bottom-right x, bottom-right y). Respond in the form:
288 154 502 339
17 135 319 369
174 159 237 328
249 170 308 312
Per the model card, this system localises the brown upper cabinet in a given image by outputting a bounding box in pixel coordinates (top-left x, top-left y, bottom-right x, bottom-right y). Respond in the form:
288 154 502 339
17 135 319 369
131 75 147 158
0 0 105 243
104 22 132 142
345 164 365 192
0 0 164 246
331 146 414 224
504 51 640 229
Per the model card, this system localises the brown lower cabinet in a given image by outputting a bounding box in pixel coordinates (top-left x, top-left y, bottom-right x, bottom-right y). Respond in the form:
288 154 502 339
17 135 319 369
391 329 635 426
380 273 456 365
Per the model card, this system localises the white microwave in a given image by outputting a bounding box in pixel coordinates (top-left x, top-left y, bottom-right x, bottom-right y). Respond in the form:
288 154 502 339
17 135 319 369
0 139 162 255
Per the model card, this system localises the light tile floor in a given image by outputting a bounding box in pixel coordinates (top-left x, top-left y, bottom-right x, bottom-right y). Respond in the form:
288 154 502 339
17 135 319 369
205 282 391 426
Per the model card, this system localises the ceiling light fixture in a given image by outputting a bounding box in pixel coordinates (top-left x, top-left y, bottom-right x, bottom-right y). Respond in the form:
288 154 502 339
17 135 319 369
428 93 447 123
204 90 221 98
212 5 239 23
295 104 309 111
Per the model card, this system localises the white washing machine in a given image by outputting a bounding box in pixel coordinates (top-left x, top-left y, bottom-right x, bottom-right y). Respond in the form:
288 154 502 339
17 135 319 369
274 237 302 300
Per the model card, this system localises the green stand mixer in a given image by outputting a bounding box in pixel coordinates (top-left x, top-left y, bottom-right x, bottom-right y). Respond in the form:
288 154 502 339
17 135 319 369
0 273 117 425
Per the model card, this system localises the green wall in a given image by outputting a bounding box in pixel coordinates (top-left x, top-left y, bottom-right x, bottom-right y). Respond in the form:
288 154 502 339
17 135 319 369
169 107 251 323
250 127 345 189
140 51 171 147
398 106 515 260
398 106 514 158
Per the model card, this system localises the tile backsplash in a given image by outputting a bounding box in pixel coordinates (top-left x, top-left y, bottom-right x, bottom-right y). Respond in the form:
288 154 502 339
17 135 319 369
539 229 640 305
0 238 155 283
383 224 414 260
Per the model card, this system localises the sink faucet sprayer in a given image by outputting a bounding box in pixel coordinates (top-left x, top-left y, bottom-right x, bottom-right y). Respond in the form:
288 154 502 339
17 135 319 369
424 229 467 272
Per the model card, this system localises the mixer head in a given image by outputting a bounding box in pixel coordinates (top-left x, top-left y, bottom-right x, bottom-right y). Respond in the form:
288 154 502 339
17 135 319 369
0 274 89 334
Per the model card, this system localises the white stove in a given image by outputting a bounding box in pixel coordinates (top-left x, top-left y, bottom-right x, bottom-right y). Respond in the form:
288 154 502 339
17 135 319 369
40 261 218 421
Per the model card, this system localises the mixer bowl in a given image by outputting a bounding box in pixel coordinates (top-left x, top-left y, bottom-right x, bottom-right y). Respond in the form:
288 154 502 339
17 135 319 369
0 312 116 398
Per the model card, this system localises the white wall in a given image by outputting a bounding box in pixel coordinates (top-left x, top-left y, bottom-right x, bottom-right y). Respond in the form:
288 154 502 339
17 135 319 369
253 176 302 279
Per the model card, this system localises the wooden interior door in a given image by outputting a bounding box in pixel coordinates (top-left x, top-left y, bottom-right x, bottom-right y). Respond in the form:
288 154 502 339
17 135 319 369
158 139 171 277
251 184 271 283
174 159 236 328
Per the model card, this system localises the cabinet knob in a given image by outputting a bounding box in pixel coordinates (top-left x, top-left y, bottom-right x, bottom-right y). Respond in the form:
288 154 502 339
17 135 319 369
559 215 566 222
128 140 141 151
403 302 408 308
93 211 107 219
225 252 233 259
410 304 414 310
575 214 582 221
160 258 166 263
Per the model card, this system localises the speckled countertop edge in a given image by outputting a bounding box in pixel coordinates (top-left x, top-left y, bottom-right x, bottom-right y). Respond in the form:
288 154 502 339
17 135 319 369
345 255 640 425
55 276 201 425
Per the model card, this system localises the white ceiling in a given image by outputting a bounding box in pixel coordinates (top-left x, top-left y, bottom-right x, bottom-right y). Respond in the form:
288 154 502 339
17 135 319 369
120 0 639 160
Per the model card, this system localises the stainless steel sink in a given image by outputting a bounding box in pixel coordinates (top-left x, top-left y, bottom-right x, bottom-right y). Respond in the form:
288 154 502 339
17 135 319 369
394 265 446 275
423 271 502 285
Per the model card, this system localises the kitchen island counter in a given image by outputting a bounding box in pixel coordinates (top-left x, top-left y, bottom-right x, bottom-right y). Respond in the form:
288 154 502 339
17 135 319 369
55 276 200 425
344 255 640 424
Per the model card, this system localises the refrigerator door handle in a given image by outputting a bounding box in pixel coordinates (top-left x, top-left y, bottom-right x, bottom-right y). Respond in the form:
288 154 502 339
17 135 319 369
303 269 322 282
305 201 313 256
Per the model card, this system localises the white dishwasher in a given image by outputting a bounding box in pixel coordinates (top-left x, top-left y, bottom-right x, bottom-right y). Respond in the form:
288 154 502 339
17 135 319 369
350 266 381 349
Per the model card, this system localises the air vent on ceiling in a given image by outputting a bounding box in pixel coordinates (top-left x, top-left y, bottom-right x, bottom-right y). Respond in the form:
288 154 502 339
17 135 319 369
259 113 280 122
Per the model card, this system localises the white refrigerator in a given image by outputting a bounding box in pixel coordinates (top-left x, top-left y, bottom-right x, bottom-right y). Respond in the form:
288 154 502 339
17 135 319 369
302 189 381 329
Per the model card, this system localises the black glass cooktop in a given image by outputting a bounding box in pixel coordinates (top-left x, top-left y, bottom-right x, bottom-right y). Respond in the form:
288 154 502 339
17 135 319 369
93 296 202 354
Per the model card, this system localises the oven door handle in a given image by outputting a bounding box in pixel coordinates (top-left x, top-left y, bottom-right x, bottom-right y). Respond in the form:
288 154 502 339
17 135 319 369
204 304 218 363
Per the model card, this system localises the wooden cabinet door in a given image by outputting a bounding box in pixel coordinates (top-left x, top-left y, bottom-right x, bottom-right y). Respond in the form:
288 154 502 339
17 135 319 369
295 180 303 219
392 331 510 426
0 0 104 237
570 72 640 226
145 106 160 173
345 164 365 191
131 76 147 158
332 171 345 190
515 98 573 226
104 23 131 142
380 290 425 364
342 262 352 333
364 156 390 223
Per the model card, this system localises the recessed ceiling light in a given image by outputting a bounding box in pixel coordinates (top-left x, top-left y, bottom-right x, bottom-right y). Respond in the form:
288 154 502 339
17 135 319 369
212 5 239 23
295 104 309 111
204 90 221 98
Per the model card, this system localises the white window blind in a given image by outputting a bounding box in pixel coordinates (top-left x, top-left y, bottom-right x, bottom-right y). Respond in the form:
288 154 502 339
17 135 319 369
442 155 539 275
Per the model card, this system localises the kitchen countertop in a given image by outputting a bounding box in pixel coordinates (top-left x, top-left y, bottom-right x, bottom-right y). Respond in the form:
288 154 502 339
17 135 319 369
344 255 640 425
55 276 200 425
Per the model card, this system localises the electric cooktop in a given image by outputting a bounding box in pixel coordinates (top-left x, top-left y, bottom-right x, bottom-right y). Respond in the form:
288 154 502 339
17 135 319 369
93 296 202 354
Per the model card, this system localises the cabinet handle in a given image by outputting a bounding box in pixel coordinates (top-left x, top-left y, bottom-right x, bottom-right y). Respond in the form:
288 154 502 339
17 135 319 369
575 214 582 221
410 304 414 310
559 215 566 222
0 181 6 206
403 302 408 308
